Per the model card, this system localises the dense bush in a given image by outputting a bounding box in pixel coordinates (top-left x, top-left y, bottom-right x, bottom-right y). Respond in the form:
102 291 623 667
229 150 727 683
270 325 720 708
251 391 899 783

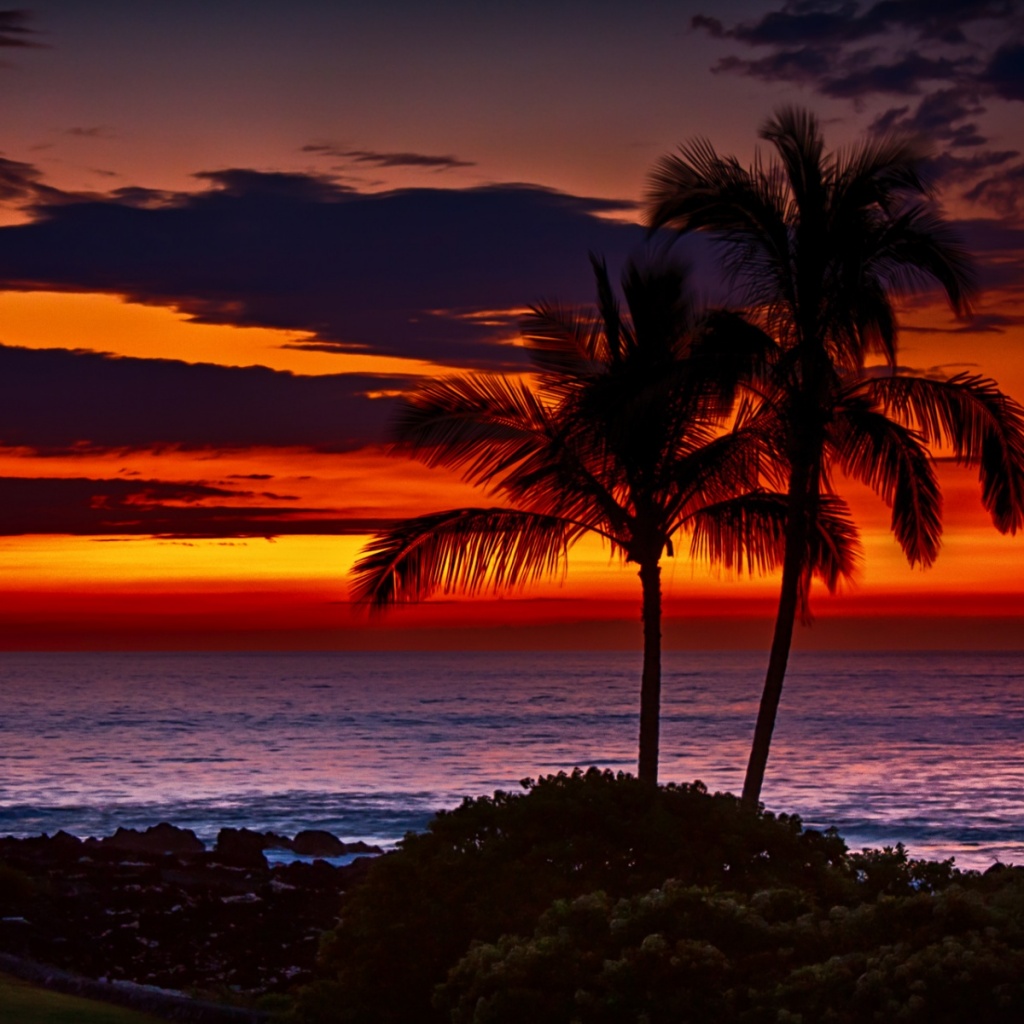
294 768 1015 1023
438 870 1024 1023
295 768 849 1023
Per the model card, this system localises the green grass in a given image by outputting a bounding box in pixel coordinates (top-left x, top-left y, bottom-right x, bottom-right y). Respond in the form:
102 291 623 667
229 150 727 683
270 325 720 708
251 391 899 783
0 973 167 1024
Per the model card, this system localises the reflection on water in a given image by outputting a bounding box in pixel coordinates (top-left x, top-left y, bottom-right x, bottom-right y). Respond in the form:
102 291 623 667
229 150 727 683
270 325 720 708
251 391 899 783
0 650 1021 868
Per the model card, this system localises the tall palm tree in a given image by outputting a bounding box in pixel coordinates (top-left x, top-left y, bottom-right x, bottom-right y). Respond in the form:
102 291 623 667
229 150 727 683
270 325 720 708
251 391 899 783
351 256 846 784
647 107 1024 806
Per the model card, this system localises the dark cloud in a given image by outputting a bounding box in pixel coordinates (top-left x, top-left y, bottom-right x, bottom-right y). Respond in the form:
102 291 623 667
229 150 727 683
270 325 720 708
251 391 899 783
964 163 1024 218
0 171 670 368
903 311 1024 333
711 39 973 97
0 155 52 202
984 41 1024 99
0 9 42 48
65 126 114 139
0 344 403 454
302 144 475 170
695 2 1017 50
714 47 831 87
922 147 1020 186
822 53 971 98
869 89 988 146
193 168 352 201
955 218 1024 287
0 476 379 538
695 1 1024 212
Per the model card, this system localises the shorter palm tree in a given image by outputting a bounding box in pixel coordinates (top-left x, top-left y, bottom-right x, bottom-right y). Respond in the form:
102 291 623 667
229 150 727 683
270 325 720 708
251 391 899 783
351 257 847 784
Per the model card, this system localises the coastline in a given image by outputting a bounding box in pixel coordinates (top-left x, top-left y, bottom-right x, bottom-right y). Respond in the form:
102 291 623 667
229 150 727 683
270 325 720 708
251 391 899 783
0 825 378 1007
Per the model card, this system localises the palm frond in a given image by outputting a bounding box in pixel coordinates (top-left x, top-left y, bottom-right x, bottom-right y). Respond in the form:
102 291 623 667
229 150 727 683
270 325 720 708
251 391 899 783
667 424 770 526
831 133 928 210
687 309 777 405
350 507 576 608
867 373 1024 533
831 403 943 566
688 491 860 589
688 491 788 575
760 107 827 219
806 495 863 593
591 253 624 364
865 201 976 315
520 301 603 384
393 373 550 487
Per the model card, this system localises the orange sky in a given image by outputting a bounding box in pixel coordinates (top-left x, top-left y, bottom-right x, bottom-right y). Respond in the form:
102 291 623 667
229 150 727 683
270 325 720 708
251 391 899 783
0 2 1022 649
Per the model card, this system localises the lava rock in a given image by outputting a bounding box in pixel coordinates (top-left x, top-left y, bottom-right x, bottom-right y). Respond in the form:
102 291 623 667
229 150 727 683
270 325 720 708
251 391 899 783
213 829 271 867
290 830 346 857
99 824 205 856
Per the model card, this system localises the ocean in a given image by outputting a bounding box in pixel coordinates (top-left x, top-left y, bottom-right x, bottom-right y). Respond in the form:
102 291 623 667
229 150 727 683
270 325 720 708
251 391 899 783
1 650 1021 870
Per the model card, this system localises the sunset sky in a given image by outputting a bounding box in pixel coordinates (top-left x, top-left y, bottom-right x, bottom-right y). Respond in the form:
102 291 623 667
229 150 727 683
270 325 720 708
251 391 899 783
1 0 1022 650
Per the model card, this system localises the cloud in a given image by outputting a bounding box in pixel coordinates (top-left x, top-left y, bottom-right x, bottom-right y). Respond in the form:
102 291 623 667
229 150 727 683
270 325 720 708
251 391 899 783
710 38 974 98
869 89 988 145
694 1 1016 51
65 125 117 139
821 53 971 98
0 171 675 368
0 344 404 454
0 9 42 48
0 475 379 538
0 155 53 202
903 311 1024 333
694 1 1024 214
964 163 1024 218
983 41 1024 99
302 143 475 170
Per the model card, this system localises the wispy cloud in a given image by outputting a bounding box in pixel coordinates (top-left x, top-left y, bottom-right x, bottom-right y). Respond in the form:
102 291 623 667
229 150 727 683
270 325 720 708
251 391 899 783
0 9 43 48
0 475 379 538
302 143 475 171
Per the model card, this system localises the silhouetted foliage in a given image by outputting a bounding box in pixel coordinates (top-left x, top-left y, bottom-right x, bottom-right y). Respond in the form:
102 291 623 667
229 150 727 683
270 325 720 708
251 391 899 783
296 768 866 1024
437 863 1024 1024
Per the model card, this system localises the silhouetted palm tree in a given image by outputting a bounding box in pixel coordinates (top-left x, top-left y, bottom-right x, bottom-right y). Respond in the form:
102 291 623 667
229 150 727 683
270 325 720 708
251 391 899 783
351 257 841 784
648 107 1024 806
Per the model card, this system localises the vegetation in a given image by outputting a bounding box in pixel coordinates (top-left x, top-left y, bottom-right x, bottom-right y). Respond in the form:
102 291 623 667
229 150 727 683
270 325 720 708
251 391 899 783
438 867 1024 1023
351 258 800 784
0 974 166 1024
647 107 1024 806
294 769 1024 1024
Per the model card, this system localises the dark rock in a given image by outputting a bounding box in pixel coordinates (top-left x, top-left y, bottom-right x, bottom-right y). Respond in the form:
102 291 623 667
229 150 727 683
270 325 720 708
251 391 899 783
291 830 345 857
213 829 271 867
51 831 84 851
101 823 205 856
0 823 375 1002
341 840 383 855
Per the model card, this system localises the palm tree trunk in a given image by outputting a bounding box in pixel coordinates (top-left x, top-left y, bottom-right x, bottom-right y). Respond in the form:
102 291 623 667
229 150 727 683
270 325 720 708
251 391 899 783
741 464 812 809
637 558 662 785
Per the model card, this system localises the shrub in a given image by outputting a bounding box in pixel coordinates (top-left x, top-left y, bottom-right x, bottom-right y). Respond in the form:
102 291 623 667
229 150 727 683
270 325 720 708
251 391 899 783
294 768 846 1023
438 872 1024 1024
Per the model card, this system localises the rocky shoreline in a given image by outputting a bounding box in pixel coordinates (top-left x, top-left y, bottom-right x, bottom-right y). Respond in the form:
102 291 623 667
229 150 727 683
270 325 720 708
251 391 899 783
0 823 383 1010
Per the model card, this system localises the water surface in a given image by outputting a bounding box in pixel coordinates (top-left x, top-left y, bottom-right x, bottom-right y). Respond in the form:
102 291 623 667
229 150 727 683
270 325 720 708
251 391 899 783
1 650 1021 869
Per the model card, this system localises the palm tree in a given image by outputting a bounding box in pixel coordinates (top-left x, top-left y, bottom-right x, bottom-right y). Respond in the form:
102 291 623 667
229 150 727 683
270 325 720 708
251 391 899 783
647 107 1024 806
351 256 833 784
